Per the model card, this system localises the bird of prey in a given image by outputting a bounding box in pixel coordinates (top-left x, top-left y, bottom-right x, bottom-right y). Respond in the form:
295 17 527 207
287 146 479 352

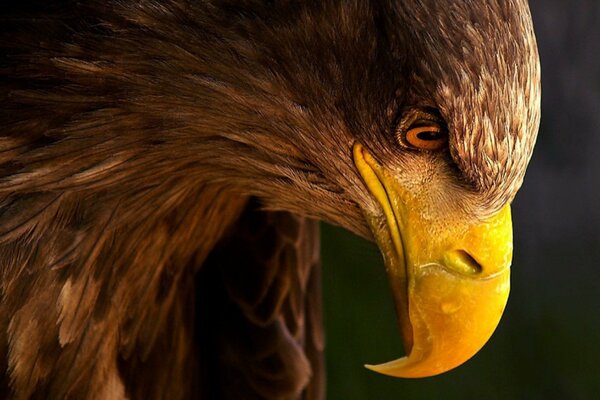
0 0 540 399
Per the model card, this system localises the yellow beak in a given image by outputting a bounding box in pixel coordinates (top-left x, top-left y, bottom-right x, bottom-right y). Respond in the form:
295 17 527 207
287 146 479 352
353 144 512 378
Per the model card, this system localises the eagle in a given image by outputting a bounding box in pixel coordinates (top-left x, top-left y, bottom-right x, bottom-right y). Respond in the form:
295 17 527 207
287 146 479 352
0 0 540 399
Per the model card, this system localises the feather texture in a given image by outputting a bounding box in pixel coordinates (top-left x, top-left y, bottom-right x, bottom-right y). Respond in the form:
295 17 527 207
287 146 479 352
0 188 324 399
0 0 540 398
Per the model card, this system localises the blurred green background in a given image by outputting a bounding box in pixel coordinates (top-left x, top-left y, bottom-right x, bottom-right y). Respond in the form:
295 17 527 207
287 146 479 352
320 1 600 399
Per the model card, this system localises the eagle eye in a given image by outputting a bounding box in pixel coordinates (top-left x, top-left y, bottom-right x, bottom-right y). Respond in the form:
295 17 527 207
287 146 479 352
396 109 448 152
405 123 447 151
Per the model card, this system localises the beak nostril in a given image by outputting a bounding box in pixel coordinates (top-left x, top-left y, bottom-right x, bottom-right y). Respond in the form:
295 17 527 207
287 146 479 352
444 250 483 275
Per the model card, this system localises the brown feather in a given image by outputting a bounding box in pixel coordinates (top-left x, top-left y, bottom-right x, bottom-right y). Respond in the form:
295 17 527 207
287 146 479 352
0 0 539 398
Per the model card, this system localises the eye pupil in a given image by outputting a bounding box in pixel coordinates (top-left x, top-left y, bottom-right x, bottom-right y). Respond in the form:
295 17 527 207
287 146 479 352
416 130 442 141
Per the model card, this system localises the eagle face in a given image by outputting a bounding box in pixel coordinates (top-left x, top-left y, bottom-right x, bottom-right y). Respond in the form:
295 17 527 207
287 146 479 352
225 1 540 376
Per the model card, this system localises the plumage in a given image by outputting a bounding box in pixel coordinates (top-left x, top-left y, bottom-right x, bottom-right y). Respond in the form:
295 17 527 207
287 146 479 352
0 0 540 399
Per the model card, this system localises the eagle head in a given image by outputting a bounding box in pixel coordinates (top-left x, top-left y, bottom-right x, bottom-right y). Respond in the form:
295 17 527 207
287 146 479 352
200 1 540 377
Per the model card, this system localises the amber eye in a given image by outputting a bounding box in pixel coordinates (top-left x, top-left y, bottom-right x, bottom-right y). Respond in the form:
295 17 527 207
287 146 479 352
404 121 448 151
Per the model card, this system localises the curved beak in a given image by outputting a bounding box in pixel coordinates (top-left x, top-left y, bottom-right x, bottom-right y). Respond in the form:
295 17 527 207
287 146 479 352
353 144 512 378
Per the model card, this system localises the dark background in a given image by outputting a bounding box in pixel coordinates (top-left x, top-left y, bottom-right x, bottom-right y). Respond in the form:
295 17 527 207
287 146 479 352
321 1 600 399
